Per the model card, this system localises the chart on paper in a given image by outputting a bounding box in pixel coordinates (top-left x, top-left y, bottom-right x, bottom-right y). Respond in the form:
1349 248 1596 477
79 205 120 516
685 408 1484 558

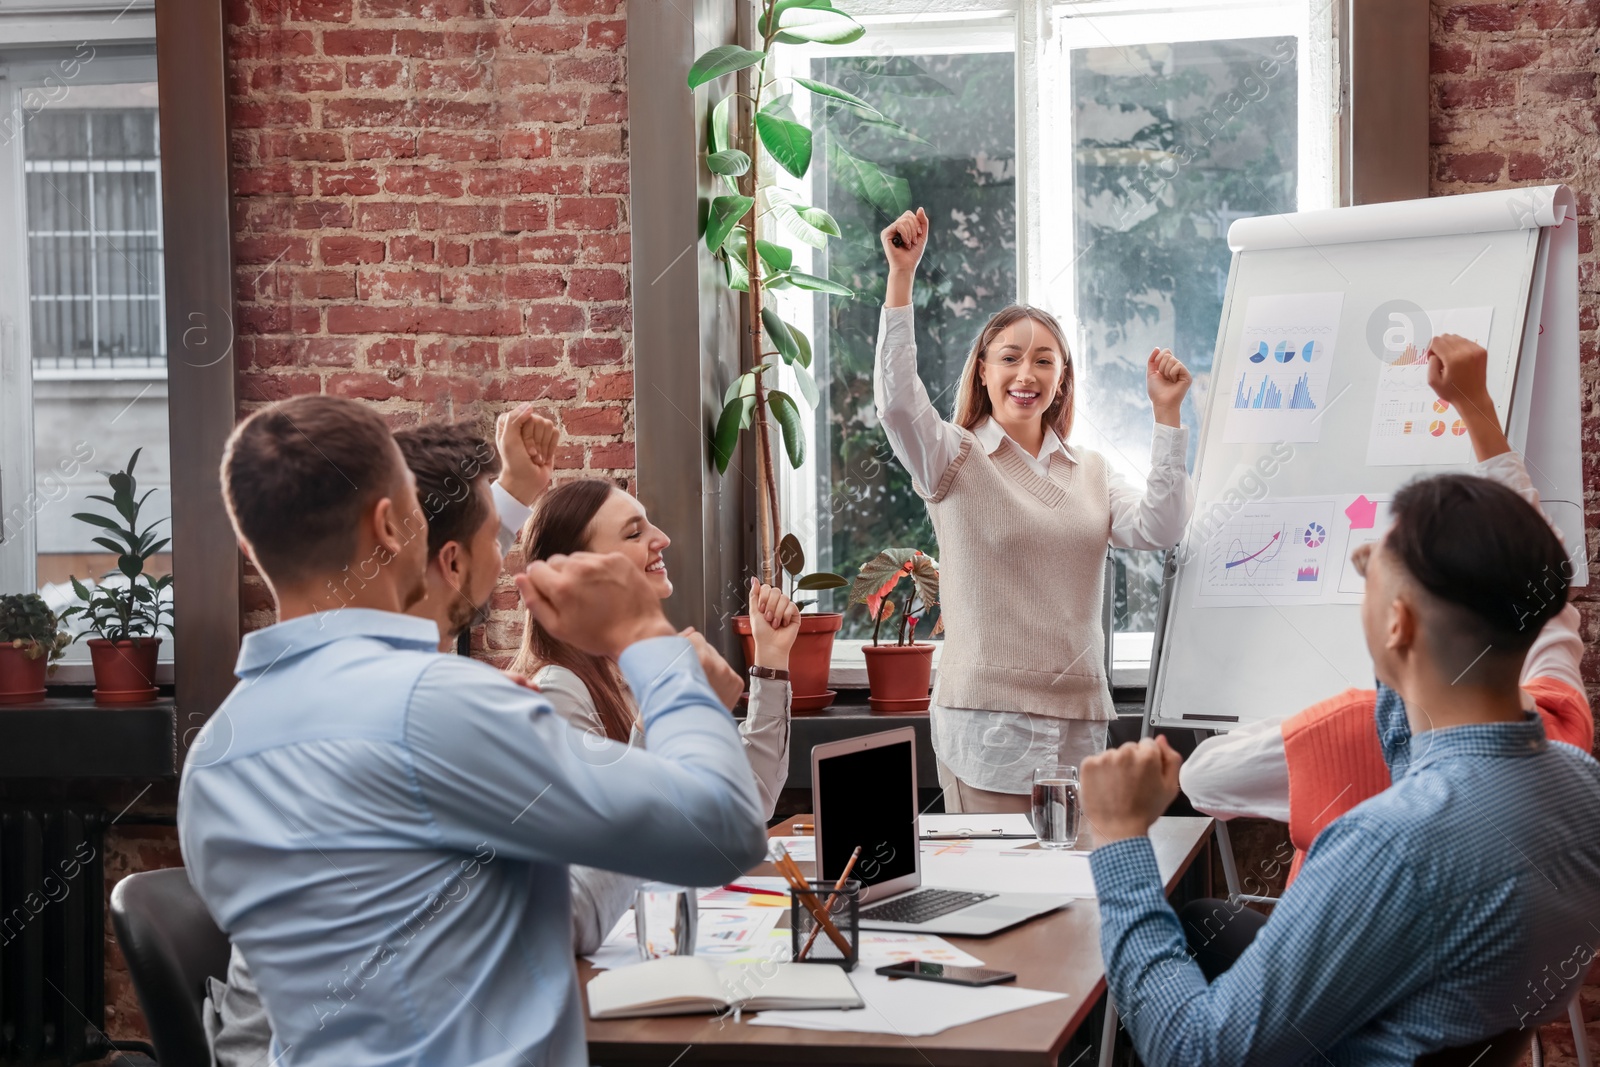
1223 292 1345 444
1196 499 1338 605
1366 306 1494 467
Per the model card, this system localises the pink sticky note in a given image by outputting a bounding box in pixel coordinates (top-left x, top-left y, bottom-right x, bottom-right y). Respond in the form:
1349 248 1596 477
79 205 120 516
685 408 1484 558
1346 495 1377 530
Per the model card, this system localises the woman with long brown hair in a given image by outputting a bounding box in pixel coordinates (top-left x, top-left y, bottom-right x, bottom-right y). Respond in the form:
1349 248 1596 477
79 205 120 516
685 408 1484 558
511 478 798 818
876 208 1194 814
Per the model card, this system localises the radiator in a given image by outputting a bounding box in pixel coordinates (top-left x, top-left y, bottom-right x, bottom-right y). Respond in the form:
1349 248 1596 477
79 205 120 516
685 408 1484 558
0 808 106 1067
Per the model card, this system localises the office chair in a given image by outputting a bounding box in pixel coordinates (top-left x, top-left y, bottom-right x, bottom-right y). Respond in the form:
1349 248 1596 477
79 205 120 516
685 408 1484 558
110 867 232 1067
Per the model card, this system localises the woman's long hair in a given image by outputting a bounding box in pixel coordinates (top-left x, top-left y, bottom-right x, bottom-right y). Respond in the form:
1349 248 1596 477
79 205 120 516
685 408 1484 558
950 305 1075 441
509 478 636 743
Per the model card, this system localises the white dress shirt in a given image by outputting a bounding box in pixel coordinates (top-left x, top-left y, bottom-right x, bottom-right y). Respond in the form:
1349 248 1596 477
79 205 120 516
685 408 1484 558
874 304 1194 793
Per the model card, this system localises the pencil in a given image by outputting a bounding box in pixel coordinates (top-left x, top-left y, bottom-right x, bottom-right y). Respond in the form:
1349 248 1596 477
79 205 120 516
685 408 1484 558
772 844 853 958
798 845 860 961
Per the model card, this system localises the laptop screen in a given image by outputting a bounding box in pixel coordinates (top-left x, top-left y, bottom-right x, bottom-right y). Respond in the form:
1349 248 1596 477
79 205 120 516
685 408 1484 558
816 737 918 890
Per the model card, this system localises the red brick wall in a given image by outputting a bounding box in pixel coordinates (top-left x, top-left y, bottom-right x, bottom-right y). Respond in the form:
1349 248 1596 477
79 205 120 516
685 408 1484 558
1429 0 1600 717
225 0 632 662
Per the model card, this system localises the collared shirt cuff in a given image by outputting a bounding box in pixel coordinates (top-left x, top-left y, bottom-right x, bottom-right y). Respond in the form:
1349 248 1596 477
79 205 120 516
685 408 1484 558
1089 835 1163 896
1150 423 1189 469
492 479 534 540
879 304 915 348
617 636 720 725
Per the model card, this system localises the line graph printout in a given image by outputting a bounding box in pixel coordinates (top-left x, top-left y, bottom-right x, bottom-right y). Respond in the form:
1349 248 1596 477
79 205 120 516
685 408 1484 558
1223 292 1346 444
1195 498 1339 606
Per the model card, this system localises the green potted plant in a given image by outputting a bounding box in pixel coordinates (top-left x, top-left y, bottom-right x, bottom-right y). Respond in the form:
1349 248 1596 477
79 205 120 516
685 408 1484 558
690 1 914 710
60 448 173 704
850 548 940 713
0 593 71 703
733 533 848 712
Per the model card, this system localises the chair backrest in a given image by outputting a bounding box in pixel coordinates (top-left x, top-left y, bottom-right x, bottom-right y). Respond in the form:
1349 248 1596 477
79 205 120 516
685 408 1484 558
1414 1028 1531 1067
109 867 232 1067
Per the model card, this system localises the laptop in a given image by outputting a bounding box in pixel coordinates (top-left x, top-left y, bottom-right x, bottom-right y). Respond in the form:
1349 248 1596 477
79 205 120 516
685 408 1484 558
811 728 1072 936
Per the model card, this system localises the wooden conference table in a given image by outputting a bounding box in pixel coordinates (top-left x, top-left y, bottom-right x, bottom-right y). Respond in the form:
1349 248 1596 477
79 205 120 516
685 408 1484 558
579 815 1214 1067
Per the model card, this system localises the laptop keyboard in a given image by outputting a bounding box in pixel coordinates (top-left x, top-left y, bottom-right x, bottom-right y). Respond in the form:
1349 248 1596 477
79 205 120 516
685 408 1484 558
858 888 998 925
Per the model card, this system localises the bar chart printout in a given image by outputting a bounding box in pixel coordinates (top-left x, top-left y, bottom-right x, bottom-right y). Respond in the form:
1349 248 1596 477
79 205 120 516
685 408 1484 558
1224 292 1345 443
1196 499 1338 606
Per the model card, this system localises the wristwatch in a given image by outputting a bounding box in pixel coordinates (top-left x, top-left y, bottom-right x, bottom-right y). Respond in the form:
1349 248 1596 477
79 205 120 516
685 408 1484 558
747 665 790 682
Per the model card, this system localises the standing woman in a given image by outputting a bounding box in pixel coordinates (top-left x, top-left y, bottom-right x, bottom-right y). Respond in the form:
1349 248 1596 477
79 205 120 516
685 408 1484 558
876 208 1194 814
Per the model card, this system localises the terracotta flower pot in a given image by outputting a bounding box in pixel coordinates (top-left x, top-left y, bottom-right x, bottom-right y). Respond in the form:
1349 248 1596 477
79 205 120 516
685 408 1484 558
87 637 161 705
733 612 842 714
0 643 49 704
862 642 934 713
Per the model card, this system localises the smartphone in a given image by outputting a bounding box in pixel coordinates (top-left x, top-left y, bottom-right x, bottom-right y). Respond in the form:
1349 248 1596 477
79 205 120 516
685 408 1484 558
874 960 1017 986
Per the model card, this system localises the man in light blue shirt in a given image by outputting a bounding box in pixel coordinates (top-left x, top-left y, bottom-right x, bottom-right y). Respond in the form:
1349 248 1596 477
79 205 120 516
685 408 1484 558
1079 342 1600 1065
179 395 767 1067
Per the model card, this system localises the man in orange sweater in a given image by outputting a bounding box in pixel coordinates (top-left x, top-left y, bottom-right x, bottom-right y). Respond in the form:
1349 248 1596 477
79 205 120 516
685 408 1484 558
1180 334 1592 882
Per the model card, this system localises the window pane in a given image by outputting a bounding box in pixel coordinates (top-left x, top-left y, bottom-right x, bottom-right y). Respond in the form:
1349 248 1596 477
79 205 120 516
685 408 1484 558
815 52 1016 637
21 86 172 664
1070 37 1298 631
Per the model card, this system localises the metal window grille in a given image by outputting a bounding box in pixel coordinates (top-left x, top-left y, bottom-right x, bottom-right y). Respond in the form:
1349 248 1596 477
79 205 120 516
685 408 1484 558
24 109 166 371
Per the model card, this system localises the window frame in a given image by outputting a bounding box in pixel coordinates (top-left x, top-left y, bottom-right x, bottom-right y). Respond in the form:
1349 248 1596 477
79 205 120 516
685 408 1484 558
0 0 240 740
629 0 1428 688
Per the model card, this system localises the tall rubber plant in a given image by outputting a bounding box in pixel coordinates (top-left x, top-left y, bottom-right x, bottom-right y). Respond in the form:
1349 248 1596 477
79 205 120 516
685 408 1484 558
688 0 909 582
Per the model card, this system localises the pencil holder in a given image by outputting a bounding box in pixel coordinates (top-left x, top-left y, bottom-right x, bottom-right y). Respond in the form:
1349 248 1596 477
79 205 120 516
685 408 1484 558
789 879 860 970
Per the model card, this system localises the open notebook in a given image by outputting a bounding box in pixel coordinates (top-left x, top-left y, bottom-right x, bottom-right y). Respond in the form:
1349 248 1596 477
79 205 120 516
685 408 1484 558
587 956 863 1019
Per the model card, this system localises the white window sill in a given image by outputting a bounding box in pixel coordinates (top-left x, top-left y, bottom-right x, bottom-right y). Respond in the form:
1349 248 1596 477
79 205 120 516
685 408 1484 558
827 633 1153 690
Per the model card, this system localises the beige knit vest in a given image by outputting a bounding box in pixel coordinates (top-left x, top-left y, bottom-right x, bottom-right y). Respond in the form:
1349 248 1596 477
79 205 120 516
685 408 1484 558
925 428 1114 722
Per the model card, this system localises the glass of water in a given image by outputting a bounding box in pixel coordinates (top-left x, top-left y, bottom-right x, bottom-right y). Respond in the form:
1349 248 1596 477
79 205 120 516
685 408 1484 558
1031 765 1082 849
635 883 697 960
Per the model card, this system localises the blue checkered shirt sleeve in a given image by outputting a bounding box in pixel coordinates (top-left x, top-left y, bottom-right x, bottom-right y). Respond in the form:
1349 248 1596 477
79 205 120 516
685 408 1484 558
1090 820 1451 1066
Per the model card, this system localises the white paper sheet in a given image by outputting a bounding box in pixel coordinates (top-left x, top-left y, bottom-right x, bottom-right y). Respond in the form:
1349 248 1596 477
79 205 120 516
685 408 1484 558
857 931 984 968
1365 306 1494 467
773 836 815 863
919 813 1036 839
1222 292 1345 444
919 842 1096 897
748 971 1067 1036
586 908 785 971
1193 498 1340 606
1228 185 1574 251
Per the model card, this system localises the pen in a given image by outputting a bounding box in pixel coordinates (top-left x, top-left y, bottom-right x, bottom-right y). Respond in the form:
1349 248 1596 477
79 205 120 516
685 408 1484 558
798 845 860 961
724 883 787 898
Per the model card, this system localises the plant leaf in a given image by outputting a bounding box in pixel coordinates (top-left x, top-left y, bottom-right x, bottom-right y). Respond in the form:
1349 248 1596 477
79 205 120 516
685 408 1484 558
796 571 849 591
710 93 734 154
827 141 911 217
792 322 812 369
764 188 830 249
712 395 755 474
795 203 841 237
705 194 754 254
774 6 864 44
758 0 833 38
793 76 881 118
755 111 812 179
778 533 805 576
724 255 749 291
767 389 806 467
89 536 124 556
786 270 853 296
706 149 751 176
850 547 917 603
761 93 797 123
847 114 934 147
721 366 773 406
688 45 766 90
755 239 792 273
792 362 819 407
72 511 127 534
761 307 801 365
910 552 941 609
